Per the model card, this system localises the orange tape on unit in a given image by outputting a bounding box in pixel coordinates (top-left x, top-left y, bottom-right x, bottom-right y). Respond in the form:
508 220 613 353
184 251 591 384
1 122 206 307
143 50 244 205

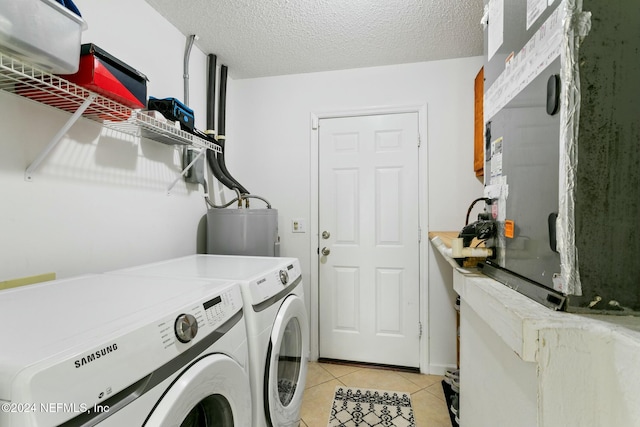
505 220 515 238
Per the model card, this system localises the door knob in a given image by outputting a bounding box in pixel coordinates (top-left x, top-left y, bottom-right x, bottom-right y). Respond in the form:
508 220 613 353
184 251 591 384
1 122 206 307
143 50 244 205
322 231 331 239
321 247 331 256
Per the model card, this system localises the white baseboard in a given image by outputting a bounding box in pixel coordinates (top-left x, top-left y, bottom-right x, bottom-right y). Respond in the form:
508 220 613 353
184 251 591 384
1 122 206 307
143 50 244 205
428 363 457 376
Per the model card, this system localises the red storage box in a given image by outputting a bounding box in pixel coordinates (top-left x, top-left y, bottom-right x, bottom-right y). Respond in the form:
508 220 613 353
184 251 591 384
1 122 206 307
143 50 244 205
60 43 148 109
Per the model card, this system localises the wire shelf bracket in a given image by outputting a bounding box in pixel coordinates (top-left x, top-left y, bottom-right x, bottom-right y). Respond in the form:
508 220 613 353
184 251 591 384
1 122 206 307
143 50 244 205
167 148 206 195
25 93 97 181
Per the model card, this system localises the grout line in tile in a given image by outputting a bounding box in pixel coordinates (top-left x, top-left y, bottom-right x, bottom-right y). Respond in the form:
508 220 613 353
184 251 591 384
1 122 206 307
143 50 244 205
405 379 428 392
315 362 332 375
314 377 341 388
332 368 363 379
317 362 365 379
423 383 446 402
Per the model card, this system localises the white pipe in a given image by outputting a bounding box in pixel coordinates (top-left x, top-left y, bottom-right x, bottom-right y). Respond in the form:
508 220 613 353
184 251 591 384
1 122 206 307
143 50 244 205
183 34 198 106
451 238 493 258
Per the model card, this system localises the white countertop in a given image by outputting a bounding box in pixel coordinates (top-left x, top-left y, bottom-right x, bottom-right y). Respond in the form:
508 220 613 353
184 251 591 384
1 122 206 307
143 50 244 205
453 267 640 362
430 233 640 362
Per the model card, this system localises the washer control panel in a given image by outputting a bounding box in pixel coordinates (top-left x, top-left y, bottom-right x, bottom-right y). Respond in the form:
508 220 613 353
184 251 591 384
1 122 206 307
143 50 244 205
174 313 198 343
204 294 226 323
6 278 244 427
157 284 242 350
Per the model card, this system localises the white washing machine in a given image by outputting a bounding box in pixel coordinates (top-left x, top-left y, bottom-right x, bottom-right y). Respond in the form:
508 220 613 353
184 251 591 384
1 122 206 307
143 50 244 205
0 273 251 427
109 254 309 427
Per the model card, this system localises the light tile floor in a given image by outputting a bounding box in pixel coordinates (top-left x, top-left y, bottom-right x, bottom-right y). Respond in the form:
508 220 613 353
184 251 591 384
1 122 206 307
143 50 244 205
300 361 452 427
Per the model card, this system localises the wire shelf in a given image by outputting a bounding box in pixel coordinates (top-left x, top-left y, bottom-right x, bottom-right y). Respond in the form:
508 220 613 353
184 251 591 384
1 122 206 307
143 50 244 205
0 52 131 122
107 111 221 152
0 50 221 153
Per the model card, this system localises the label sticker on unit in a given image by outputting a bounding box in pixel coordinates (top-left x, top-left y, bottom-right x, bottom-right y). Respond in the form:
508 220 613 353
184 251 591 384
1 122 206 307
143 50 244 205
484 5 565 122
552 273 565 292
490 137 504 180
504 220 515 238
527 0 548 30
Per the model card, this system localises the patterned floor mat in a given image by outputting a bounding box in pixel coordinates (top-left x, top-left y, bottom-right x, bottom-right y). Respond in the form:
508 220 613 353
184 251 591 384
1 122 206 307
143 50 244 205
327 386 415 427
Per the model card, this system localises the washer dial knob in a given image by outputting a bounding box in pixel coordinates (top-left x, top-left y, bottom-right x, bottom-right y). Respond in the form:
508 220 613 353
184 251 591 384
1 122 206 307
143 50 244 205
175 313 198 343
279 269 289 285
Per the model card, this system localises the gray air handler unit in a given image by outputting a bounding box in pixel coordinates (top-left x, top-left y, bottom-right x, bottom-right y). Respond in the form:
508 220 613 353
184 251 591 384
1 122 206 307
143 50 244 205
207 208 280 257
476 0 639 312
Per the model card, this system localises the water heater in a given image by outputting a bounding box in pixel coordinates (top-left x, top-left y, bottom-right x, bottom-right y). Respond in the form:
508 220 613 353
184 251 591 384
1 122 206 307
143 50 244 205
206 208 279 257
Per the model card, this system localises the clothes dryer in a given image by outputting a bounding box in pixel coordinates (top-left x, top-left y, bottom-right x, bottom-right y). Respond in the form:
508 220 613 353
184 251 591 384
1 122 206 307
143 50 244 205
0 274 251 427
109 255 309 427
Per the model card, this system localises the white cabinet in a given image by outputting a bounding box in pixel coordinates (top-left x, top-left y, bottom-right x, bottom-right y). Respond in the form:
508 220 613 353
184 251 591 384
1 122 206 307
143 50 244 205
454 269 640 427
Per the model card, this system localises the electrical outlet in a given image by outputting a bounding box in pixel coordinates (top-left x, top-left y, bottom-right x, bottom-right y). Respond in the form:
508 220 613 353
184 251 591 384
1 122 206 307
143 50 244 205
292 218 306 233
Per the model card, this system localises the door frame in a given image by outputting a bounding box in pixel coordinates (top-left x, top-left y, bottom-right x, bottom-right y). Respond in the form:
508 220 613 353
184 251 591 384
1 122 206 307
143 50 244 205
309 104 430 373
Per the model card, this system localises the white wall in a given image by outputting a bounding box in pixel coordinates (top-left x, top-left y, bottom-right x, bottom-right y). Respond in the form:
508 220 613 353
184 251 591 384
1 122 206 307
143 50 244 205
224 58 484 372
0 0 209 280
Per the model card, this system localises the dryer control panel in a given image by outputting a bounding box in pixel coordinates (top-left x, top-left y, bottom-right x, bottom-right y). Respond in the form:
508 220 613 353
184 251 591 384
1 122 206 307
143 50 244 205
247 259 302 304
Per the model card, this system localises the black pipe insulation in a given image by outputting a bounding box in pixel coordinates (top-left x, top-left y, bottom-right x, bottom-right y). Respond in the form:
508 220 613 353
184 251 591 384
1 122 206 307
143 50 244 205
206 149 242 193
217 65 227 137
216 64 249 194
202 56 247 194
217 150 248 194
206 54 217 131
192 126 240 192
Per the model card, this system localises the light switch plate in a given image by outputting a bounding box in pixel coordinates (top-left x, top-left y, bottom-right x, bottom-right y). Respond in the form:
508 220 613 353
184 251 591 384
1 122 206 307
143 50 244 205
292 218 306 233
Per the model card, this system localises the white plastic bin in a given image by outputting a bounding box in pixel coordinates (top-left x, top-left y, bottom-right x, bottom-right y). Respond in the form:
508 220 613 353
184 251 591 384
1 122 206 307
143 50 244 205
0 0 87 73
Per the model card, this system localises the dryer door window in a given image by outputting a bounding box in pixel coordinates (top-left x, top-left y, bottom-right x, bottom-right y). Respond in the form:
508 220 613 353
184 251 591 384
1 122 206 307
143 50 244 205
265 295 309 426
277 317 302 406
145 354 251 427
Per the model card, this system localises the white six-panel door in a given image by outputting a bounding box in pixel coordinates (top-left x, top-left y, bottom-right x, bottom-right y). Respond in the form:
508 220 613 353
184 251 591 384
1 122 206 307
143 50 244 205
318 113 420 368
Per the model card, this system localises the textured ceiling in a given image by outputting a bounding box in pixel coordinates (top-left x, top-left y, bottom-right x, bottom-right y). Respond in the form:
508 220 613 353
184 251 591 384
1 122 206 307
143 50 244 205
144 0 484 79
